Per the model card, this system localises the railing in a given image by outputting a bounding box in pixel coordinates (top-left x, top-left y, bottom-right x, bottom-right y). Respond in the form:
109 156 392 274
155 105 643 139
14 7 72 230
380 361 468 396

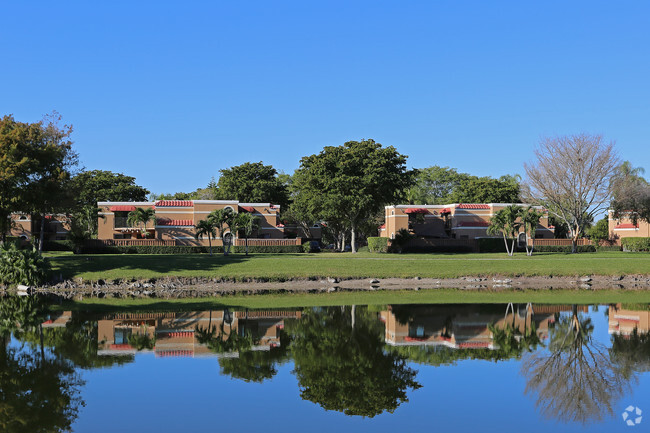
233 238 302 246
85 239 177 247
533 238 592 246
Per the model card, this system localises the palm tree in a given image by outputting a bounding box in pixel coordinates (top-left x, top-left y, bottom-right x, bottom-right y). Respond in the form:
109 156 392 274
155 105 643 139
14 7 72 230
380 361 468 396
195 218 217 256
209 207 236 256
522 206 544 256
234 212 259 256
487 205 523 256
127 207 156 238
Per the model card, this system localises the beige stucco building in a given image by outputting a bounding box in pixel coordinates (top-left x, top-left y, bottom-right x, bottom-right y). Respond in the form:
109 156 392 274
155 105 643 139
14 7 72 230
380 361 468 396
97 200 320 246
381 203 555 242
608 211 650 244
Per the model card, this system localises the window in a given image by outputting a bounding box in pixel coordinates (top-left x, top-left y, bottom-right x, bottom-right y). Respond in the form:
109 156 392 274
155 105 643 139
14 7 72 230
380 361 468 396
19 215 27 220
224 206 235 212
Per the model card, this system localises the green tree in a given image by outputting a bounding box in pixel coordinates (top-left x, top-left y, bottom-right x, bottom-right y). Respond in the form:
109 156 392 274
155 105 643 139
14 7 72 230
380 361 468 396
234 212 259 256
71 170 149 209
195 218 217 256
0 116 40 243
522 206 544 256
22 112 79 252
487 205 523 256
292 139 414 252
215 162 290 209
127 207 156 237
586 217 610 244
453 175 521 204
610 161 650 225
290 306 421 417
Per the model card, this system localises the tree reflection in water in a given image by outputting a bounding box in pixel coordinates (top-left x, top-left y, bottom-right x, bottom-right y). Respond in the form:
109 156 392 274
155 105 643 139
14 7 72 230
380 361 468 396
0 296 85 433
290 306 421 417
521 305 632 424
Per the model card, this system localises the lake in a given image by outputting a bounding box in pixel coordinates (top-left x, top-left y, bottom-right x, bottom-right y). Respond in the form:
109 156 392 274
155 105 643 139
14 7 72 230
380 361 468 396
1 297 648 432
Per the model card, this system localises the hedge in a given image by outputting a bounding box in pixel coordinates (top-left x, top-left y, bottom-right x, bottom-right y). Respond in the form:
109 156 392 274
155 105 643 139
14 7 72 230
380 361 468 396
367 237 388 253
79 245 304 254
621 238 650 252
401 245 474 254
43 240 74 252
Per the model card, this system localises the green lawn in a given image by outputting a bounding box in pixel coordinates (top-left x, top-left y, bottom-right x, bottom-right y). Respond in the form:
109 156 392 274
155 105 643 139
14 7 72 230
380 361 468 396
46 251 650 282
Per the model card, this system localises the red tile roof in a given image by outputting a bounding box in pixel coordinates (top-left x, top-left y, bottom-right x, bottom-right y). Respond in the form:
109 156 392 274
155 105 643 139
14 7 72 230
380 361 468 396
157 219 194 226
456 204 490 209
457 221 490 227
458 341 491 349
404 208 431 214
240 206 256 213
615 223 639 229
110 205 136 212
155 200 193 207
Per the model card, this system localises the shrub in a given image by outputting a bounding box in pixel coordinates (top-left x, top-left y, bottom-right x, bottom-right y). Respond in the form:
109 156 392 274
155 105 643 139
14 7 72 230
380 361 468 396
401 245 474 253
0 243 50 286
367 237 388 253
478 238 510 253
42 240 74 252
596 245 622 252
621 238 650 252
79 245 303 254
302 242 313 253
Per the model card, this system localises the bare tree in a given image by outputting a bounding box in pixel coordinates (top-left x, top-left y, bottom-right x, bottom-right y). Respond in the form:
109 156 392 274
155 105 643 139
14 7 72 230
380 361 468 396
524 134 619 253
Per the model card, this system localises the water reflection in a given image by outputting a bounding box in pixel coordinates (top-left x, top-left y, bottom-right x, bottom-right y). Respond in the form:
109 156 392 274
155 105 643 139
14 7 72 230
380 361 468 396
521 305 632 424
1 297 650 430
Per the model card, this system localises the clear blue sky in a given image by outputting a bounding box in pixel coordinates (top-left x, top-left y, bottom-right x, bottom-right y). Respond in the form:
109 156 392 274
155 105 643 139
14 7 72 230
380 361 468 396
2 1 649 194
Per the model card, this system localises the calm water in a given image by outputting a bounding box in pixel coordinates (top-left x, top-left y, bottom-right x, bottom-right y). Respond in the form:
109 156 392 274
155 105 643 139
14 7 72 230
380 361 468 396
1 298 649 432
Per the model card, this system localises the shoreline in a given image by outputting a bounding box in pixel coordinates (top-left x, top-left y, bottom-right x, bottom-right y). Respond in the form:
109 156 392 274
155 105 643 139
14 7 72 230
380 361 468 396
13 274 650 300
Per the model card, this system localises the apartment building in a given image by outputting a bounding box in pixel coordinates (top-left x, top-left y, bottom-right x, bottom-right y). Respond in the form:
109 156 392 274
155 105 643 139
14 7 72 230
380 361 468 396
97 200 320 246
381 203 555 242
608 211 650 243
8 213 71 242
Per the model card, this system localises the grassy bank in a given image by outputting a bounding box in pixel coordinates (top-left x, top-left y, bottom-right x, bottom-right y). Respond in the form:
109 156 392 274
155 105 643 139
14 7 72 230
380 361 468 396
59 288 650 312
46 251 650 282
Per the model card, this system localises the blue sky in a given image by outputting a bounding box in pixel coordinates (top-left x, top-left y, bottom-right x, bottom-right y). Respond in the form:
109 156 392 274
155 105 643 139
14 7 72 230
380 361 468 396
2 1 649 194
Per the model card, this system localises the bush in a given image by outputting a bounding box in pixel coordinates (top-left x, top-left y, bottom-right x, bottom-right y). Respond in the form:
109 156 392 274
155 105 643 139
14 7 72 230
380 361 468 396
79 245 303 254
621 238 650 252
357 246 369 253
532 245 597 253
367 237 388 253
401 245 474 253
596 245 622 252
42 240 74 252
478 238 510 253
0 243 50 286
302 242 313 253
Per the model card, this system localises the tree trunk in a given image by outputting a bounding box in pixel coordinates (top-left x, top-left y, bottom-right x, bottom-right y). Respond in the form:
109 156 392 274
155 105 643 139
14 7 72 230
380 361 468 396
340 232 346 252
351 222 357 253
502 233 510 255
245 235 249 256
510 239 516 256
38 212 46 253
351 304 356 330
208 236 212 256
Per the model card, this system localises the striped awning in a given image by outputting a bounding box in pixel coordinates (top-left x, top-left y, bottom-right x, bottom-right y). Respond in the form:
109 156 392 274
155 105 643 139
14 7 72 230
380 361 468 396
404 208 430 214
157 219 194 226
110 205 136 212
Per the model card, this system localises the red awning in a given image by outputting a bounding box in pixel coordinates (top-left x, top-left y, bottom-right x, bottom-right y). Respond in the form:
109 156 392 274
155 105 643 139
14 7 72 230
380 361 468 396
404 208 430 214
378 224 386 229
157 219 194 226
440 208 452 214
155 200 193 207
110 205 136 212
240 206 256 213
615 223 639 229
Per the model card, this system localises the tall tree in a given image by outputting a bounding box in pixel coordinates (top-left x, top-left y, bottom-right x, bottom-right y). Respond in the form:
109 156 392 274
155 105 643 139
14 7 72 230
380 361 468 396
453 175 521 204
610 161 650 224
234 212 259 256
22 112 79 252
292 139 414 252
0 116 39 243
215 162 289 209
208 208 236 256
522 206 544 256
524 134 619 253
71 170 149 208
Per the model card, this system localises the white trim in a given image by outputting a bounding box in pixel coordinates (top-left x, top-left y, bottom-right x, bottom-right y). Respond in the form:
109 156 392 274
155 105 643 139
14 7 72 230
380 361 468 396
386 215 409 218
173 236 197 239
193 200 238 204
239 203 271 207
614 228 639 231
98 212 114 216
155 211 194 214
155 225 194 229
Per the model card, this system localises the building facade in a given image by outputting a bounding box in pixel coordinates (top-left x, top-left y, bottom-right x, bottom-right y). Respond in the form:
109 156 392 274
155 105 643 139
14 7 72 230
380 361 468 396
381 203 554 241
8 213 71 242
608 211 650 243
97 200 320 246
